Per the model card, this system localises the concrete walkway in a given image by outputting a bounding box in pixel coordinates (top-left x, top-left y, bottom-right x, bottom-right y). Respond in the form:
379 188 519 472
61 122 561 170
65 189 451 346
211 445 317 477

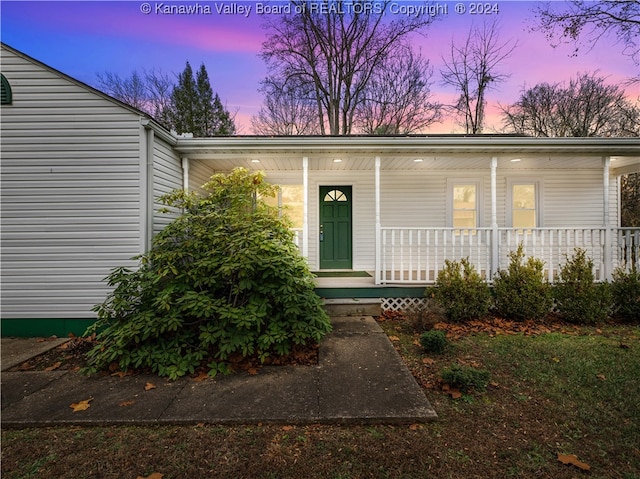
1 316 437 427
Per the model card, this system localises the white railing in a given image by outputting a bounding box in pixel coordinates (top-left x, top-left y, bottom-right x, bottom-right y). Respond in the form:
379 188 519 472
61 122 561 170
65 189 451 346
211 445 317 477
380 228 493 284
618 228 640 273
379 227 640 284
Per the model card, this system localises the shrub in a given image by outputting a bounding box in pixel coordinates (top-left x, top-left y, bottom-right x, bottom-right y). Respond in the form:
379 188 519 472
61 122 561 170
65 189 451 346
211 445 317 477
611 267 640 323
433 258 491 322
555 248 612 324
441 364 491 392
493 244 553 321
419 330 449 354
84 168 332 379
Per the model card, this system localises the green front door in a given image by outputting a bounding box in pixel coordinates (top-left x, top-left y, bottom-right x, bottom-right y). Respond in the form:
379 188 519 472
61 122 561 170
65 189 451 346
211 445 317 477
319 186 352 269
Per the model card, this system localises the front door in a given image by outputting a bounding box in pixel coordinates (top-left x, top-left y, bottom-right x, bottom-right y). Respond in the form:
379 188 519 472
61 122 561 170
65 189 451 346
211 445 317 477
319 186 352 269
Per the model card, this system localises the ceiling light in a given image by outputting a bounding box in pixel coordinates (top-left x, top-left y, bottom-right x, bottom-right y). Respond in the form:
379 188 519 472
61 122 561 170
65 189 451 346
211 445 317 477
510 158 521 163
414 158 424 163
251 159 261 163
333 158 342 163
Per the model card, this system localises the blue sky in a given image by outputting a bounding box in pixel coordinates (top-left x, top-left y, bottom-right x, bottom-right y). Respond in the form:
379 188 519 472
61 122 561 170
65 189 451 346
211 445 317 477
2 1 638 132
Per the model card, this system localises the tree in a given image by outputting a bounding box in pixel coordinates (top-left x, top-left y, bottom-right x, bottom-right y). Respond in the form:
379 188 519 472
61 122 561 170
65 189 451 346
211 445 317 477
440 20 517 134
261 0 436 135
621 173 640 227
84 168 332 379
501 72 640 137
252 77 321 135
97 69 173 126
354 45 443 134
533 1 640 81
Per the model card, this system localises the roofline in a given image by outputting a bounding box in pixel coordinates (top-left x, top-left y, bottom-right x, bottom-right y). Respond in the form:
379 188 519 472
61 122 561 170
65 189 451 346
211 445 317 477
1 42 171 136
173 135 640 157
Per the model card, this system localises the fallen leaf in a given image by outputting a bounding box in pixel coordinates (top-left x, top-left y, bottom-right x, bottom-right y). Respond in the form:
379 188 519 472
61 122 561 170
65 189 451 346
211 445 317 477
247 367 259 376
551 357 560 363
388 336 401 342
119 400 135 407
193 371 209 382
449 388 463 399
44 361 62 372
136 473 163 479
409 423 422 430
422 357 435 365
596 374 606 381
489 381 500 388
70 397 93 412
558 453 591 471
144 382 156 391
111 370 132 378
620 342 630 349
282 425 294 431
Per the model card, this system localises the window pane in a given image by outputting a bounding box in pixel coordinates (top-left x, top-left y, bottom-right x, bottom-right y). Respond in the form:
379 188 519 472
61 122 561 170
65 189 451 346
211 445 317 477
513 210 536 228
513 184 535 209
453 185 476 209
281 185 304 228
453 211 476 229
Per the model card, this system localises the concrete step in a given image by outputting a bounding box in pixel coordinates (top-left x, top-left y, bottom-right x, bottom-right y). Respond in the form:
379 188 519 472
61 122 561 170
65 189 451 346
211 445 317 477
322 298 382 317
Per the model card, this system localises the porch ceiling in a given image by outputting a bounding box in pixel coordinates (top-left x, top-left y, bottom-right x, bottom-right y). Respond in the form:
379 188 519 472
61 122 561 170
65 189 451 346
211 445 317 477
173 136 640 173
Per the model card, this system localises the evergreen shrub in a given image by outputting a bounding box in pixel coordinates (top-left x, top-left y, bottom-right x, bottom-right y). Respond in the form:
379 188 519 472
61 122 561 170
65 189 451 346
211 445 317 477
555 248 611 324
493 244 552 321
611 266 640 323
84 168 332 379
433 258 491 322
419 330 449 354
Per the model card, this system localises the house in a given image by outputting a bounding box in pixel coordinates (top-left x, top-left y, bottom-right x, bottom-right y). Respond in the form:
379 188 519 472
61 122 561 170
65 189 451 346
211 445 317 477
2 43 639 337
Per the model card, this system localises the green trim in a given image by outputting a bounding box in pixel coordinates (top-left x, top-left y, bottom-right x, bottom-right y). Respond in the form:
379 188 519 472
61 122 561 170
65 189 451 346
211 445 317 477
313 271 371 278
1 73 12 105
1 318 95 338
315 286 426 299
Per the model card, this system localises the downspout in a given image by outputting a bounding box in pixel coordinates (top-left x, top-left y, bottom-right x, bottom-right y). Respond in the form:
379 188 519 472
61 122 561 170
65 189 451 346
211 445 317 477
302 156 309 260
140 119 154 253
182 157 190 192
490 157 499 280
603 157 612 281
375 156 381 285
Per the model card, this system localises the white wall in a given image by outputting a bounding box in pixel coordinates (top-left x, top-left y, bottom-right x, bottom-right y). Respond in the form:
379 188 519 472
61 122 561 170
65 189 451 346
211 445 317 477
1 46 143 319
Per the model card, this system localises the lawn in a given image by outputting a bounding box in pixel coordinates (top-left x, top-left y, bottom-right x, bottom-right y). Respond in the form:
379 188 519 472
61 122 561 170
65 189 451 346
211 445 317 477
2 317 639 479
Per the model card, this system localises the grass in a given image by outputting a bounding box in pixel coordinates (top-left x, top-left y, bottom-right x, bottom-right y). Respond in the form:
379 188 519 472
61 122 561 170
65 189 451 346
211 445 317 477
2 320 639 479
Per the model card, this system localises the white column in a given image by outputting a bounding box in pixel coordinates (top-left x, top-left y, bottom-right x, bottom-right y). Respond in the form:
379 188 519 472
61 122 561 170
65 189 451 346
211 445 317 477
302 156 309 260
603 156 612 281
375 156 381 285
181 157 189 192
490 157 499 279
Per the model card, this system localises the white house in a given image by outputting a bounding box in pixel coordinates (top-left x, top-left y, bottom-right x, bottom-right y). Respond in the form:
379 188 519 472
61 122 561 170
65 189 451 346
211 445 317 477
2 43 639 336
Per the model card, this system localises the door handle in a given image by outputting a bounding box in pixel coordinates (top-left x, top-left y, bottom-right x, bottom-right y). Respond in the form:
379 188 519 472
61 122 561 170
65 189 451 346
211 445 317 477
319 224 324 242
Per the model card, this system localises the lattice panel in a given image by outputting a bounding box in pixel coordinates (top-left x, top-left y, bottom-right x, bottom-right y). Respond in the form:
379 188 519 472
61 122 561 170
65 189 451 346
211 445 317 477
381 297 428 313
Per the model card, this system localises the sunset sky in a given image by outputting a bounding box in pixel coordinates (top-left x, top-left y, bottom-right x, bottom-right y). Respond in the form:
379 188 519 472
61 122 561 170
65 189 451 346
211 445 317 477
2 0 638 133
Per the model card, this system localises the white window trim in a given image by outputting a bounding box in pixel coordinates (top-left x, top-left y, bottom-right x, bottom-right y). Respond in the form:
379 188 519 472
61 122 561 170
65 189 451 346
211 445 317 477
446 178 484 228
506 178 544 228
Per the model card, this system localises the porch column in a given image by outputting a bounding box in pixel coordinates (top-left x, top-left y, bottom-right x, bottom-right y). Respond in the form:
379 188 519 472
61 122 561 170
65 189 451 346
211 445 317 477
375 156 381 285
302 156 309 259
603 156 612 281
490 157 499 279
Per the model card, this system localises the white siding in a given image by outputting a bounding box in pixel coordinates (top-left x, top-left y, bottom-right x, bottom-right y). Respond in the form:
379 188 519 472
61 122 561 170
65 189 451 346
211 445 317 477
152 136 182 235
1 46 143 319
188 158 216 195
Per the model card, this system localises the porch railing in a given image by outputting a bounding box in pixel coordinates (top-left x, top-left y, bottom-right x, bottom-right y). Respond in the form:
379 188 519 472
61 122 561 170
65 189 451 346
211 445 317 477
379 227 640 284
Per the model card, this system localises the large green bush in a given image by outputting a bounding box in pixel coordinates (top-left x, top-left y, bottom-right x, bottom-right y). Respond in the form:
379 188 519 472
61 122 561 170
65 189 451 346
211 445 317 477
611 266 640 323
433 258 491 322
493 244 553 321
555 248 612 324
84 168 332 379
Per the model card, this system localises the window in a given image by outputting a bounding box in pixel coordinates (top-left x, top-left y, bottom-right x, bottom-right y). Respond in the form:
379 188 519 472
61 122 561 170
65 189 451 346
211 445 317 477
263 185 304 228
453 184 477 228
507 180 542 228
1 74 12 105
447 179 483 228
